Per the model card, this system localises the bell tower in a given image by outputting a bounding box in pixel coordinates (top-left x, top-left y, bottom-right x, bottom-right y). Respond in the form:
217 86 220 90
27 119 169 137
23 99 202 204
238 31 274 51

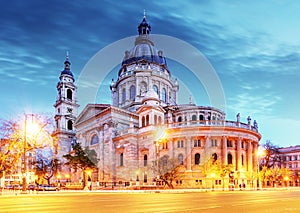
53 53 79 166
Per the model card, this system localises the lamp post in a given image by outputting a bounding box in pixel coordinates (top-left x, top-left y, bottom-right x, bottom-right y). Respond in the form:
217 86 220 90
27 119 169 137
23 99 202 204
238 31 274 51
211 173 216 191
257 148 265 190
21 114 40 193
153 125 166 186
21 114 34 193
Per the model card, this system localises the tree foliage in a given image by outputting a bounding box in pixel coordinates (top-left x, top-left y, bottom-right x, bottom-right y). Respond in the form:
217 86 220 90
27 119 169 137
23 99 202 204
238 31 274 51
0 115 54 176
63 142 98 172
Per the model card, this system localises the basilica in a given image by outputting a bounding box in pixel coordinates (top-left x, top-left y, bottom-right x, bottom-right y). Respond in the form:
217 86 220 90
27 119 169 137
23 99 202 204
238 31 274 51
53 15 261 189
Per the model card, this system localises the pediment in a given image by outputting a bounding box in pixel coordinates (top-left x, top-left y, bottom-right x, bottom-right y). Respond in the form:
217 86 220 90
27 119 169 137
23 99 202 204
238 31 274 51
75 104 110 125
136 105 166 114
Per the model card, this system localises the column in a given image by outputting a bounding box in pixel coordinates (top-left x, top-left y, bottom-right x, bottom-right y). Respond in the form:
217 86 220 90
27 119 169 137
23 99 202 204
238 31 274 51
186 136 192 171
205 136 210 159
237 138 242 171
247 141 253 172
223 136 228 164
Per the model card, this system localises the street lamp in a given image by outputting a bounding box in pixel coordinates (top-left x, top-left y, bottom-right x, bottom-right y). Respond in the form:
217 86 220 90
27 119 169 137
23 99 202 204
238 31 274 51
211 173 216 191
256 148 265 190
22 114 37 193
153 125 166 185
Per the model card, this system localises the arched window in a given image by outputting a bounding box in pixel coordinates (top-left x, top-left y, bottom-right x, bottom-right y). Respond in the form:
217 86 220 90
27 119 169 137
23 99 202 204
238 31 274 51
130 85 135 100
195 153 200 165
212 153 217 162
144 173 147 183
228 153 233 164
67 89 72 100
199 114 204 120
178 154 184 165
90 134 99 145
122 88 126 102
192 115 197 121
67 120 73 130
192 115 197 124
162 88 166 102
178 116 182 124
146 114 149 126
144 154 147 167
153 85 158 95
120 153 124 166
142 116 145 127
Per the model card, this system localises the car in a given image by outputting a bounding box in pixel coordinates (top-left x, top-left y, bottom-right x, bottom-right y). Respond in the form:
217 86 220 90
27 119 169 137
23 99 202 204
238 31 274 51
27 184 36 191
36 184 59 191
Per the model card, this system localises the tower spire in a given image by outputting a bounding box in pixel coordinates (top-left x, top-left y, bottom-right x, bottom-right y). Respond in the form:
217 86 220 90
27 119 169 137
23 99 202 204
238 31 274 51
138 11 151 35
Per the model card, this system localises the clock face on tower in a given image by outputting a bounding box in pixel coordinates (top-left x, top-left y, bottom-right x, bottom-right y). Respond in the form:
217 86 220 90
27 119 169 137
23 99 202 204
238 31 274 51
67 107 73 113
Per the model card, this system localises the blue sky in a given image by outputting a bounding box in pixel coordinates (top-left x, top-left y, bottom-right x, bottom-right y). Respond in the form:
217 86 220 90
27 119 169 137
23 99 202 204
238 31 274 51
1 0 300 147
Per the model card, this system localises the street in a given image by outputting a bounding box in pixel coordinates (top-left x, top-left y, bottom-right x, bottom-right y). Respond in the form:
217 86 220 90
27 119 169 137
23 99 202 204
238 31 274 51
1 190 300 213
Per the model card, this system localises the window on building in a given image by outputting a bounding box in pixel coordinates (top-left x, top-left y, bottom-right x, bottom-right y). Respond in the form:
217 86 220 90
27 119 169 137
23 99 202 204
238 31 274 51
212 153 217 162
177 116 182 124
67 89 72 100
162 142 168 150
228 153 233 164
146 115 149 126
144 173 147 183
195 153 200 165
162 88 166 102
144 154 147 167
120 153 124 166
194 139 201 147
227 140 233 147
154 115 157 125
153 85 158 95
211 139 217 147
142 116 145 127
130 85 136 100
241 142 244 149
241 154 244 166
122 88 126 102
90 134 99 145
178 154 184 165
191 115 197 124
158 116 162 125
177 140 184 148
67 120 73 130
199 114 204 121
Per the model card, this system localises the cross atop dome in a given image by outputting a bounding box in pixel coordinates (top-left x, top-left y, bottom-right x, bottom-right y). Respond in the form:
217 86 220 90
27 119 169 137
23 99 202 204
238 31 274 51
138 10 151 35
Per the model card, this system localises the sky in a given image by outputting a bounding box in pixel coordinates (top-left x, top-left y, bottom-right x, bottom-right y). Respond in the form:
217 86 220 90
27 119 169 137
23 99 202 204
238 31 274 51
1 0 300 147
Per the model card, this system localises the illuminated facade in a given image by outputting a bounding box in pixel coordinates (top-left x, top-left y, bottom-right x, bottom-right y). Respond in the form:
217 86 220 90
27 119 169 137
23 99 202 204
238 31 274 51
72 16 261 189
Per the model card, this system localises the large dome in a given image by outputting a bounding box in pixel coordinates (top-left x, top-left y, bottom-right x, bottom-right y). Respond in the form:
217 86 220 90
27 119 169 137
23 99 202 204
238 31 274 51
121 16 168 68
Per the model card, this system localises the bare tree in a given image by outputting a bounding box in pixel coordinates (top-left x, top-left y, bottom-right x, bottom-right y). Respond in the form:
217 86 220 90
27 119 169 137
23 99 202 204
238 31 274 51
261 140 281 168
154 155 183 189
0 115 55 179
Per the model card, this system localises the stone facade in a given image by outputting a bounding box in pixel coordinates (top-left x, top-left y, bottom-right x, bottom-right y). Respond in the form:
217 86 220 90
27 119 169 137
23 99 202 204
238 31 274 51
72 16 261 190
